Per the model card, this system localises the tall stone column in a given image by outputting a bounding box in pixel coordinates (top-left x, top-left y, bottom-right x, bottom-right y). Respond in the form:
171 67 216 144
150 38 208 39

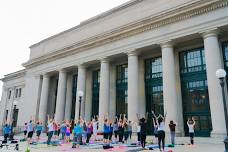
75 65 86 119
203 29 227 137
38 74 50 123
55 70 67 123
85 70 92 121
64 74 73 121
161 42 182 135
99 58 110 120
35 75 42 121
128 52 139 122
109 64 116 120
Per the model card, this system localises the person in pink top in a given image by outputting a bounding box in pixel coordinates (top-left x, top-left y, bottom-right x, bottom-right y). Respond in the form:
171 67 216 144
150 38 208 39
53 121 58 139
66 123 71 142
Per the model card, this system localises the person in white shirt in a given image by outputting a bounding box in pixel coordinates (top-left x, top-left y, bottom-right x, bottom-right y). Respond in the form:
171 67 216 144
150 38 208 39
153 111 167 152
187 118 195 145
27 120 34 144
47 115 54 145
92 116 99 142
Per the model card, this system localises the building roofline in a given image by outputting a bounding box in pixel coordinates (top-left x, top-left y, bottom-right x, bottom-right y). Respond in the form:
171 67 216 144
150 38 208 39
29 0 143 48
1 69 26 82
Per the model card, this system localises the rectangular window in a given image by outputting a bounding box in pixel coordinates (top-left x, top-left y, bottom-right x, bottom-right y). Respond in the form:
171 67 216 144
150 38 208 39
18 88 22 97
145 57 162 80
8 90 11 99
15 89 18 98
116 64 128 116
180 48 205 74
5 110 8 121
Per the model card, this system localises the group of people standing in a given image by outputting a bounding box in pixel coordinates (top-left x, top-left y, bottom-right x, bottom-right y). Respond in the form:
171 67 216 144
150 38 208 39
2 112 196 151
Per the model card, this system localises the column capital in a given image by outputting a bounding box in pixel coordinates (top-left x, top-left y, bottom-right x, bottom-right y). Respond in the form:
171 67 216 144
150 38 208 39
59 69 67 73
127 51 138 57
35 74 41 79
42 73 50 78
77 64 86 69
100 57 110 63
201 28 219 39
160 40 174 49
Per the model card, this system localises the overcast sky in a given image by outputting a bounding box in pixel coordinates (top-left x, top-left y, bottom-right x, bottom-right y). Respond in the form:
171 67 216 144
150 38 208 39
0 0 130 99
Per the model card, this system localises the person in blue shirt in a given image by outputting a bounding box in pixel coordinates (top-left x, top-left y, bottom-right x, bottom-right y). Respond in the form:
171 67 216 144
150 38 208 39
103 119 110 144
35 121 43 142
60 121 67 141
73 121 83 148
3 124 10 141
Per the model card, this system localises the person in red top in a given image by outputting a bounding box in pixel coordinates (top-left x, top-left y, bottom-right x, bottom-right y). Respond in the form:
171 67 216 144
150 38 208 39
53 121 58 139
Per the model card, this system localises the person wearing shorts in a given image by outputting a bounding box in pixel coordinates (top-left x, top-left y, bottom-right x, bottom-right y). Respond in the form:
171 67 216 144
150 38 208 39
66 124 71 142
27 120 34 144
23 123 28 139
35 121 43 142
53 122 58 139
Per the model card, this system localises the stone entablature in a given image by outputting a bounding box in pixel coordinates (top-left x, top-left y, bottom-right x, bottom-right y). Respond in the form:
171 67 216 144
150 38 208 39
1 69 26 83
24 0 228 69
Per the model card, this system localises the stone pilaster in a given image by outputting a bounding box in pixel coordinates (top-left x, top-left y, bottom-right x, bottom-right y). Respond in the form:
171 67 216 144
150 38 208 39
127 51 139 122
55 69 67 123
109 64 116 120
202 29 227 137
99 58 110 119
64 74 73 121
161 42 182 135
85 70 92 121
38 74 50 123
75 65 86 119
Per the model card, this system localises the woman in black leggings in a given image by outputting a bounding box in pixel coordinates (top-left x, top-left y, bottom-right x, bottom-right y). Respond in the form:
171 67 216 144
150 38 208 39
137 113 148 149
153 111 166 151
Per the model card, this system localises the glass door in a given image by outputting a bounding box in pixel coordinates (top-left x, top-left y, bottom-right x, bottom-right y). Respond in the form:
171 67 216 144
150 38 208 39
179 48 212 137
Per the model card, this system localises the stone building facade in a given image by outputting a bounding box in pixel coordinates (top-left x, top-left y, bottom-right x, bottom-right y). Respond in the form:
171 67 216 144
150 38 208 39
1 0 228 137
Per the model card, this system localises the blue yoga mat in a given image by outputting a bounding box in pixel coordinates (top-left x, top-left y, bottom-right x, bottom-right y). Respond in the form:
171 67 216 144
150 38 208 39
146 144 169 149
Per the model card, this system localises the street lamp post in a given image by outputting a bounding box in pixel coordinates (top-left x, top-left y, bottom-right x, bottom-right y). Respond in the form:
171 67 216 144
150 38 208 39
216 69 228 152
77 90 84 120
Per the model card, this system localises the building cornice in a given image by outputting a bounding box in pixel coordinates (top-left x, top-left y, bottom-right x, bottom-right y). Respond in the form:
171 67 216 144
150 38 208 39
1 69 26 82
23 0 228 69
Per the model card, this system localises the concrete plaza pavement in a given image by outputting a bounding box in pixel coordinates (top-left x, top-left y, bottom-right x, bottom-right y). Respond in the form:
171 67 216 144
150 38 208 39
0 135 226 152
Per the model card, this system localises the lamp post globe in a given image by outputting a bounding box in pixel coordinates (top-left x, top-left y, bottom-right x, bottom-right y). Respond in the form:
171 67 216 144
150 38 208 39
78 90 84 120
216 69 226 79
78 90 84 98
216 69 228 152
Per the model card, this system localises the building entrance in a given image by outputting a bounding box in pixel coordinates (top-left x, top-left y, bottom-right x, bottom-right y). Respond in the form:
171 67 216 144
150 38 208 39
91 70 100 118
145 57 163 135
179 48 212 137
71 74 77 120
116 64 128 117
